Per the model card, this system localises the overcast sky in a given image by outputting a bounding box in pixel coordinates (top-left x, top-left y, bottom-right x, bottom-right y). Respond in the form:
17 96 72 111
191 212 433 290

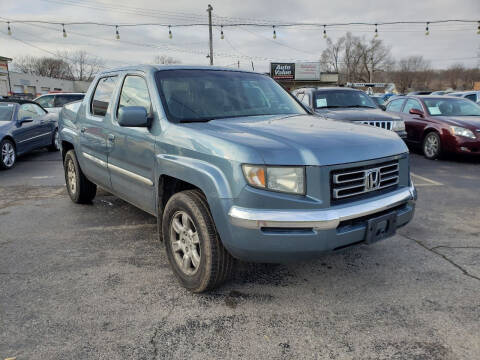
1 0 479 73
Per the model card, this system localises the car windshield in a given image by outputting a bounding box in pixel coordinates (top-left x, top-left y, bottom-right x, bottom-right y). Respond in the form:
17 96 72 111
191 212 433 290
155 69 306 122
423 98 480 116
314 90 376 109
0 104 14 122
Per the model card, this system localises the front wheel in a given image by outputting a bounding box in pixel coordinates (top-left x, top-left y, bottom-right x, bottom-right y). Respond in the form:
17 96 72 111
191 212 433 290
0 139 16 170
162 190 234 292
64 150 97 203
423 132 441 160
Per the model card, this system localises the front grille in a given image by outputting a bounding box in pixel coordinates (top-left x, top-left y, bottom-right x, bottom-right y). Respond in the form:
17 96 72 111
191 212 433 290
360 121 392 130
331 160 399 201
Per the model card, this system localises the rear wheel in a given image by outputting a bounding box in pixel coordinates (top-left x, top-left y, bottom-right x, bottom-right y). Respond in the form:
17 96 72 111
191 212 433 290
48 129 60 152
162 190 234 292
0 139 16 170
423 132 441 160
64 150 97 203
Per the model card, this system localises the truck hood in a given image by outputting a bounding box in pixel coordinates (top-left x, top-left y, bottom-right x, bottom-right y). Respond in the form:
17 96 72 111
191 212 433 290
186 114 408 166
314 107 402 122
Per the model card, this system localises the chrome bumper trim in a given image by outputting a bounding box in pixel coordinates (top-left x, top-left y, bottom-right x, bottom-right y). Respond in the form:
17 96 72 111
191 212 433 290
228 185 415 230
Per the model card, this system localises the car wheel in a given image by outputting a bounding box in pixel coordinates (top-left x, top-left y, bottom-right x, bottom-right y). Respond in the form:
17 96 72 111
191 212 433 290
48 129 60 152
0 139 16 170
162 190 234 292
422 132 441 160
64 149 97 203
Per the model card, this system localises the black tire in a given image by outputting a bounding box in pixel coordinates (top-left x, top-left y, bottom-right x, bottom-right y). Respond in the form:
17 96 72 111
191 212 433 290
0 138 16 170
422 132 442 160
162 189 234 292
64 149 97 203
48 129 60 152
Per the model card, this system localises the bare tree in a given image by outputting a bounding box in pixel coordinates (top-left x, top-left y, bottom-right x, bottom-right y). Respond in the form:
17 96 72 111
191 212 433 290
444 63 466 90
392 56 431 93
320 37 345 74
13 56 72 79
358 37 393 82
153 55 181 65
58 50 104 81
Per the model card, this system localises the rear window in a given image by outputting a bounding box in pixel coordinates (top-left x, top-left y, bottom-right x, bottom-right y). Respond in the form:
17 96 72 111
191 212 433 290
386 99 404 112
91 77 118 117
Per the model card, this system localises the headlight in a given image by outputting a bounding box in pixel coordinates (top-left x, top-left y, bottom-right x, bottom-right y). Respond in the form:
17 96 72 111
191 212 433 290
450 126 476 139
242 165 305 195
392 120 405 132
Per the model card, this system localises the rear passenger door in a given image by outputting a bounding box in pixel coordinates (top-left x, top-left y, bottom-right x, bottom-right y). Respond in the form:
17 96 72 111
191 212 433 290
106 73 157 214
78 76 119 188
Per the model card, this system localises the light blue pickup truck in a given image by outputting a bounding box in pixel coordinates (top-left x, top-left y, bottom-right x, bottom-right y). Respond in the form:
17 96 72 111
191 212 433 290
59 65 416 292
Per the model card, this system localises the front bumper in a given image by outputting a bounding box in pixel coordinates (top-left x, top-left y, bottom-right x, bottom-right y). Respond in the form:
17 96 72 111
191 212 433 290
223 185 416 262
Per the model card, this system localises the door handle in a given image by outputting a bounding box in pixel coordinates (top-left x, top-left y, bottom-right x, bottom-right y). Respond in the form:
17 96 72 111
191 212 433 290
80 127 86 133
108 134 115 142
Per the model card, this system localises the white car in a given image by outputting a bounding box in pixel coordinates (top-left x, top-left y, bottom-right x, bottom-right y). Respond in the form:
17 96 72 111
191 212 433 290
449 90 480 103
34 93 84 113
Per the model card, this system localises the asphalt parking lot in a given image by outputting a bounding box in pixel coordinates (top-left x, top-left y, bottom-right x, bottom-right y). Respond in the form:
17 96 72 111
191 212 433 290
0 149 479 359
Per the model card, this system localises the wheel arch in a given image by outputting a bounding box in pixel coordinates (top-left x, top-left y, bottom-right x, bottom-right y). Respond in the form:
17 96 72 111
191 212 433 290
1 135 17 150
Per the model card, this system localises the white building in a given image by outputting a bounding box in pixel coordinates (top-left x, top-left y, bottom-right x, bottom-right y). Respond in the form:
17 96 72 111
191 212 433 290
0 56 91 97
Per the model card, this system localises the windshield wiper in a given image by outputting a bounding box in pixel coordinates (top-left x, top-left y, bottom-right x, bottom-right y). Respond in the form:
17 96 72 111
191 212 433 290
346 105 376 108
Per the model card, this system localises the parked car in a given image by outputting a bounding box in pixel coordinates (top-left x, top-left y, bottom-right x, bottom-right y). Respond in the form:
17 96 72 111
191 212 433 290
292 87 406 138
59 65 416 292
34 93 85 113
407 91 432 95
0 99 59 169
448 91 480 103
370 95 385 106
385 95 480 159
430 90 452 96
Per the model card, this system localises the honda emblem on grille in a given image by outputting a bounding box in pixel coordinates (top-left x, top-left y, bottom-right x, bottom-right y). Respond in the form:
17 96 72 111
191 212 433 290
365 168 380 191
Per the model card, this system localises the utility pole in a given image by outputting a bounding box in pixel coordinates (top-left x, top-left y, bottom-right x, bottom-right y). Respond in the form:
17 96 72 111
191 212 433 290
237 60 240 69
207 4 214 66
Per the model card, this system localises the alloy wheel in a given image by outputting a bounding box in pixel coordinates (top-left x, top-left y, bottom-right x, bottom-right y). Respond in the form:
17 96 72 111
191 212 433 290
169 211 201 276
424 133 439 158
2 142 15 168
67 159 77 195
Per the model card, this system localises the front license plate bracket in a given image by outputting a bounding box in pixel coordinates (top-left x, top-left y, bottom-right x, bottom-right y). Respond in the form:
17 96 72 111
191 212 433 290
365 212 397 244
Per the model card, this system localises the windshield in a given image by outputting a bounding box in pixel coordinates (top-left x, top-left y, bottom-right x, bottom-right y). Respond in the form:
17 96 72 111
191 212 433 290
314 90 376 109
0 104 14 122
424 98 480 116
155 70 306 122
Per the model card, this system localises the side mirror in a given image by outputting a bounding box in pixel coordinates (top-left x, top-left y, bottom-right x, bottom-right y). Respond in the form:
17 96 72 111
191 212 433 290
117 106 149 127
379 104 386 111
409 108 424 117
18 116 33 124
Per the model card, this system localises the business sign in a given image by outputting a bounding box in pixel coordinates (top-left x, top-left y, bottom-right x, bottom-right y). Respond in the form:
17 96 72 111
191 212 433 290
271 63 295 80
0 62 8 74
295 62 321 80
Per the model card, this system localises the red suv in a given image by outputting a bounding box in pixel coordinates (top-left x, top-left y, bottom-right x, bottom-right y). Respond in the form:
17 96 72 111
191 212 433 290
385 95 480 159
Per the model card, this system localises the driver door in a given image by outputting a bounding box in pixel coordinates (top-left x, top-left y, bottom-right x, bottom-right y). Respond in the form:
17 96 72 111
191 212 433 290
401 99 426 143
12 103 44 152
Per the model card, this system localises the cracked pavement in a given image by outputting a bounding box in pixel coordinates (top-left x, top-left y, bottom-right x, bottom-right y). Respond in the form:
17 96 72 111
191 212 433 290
0 150 479 359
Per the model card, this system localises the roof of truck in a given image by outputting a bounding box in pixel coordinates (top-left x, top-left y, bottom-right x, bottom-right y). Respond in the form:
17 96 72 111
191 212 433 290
99 64 259 75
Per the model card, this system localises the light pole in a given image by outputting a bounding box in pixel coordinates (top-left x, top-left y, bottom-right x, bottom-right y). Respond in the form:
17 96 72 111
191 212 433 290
207 4 214 65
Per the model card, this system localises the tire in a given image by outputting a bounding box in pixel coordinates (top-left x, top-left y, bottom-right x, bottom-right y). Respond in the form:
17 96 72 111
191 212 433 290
48 129 60 152
162 189 234 292
422 132 442 160
64 149 97 203
0 138 16 170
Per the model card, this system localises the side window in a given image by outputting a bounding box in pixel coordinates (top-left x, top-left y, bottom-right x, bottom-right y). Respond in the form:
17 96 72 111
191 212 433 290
55 95 82 107
18 104 41 119
465 94 476 102
31 103 47 115
35 95 54 108
386 99 404 112
403 99 423 114
91 76 118 117
301 93 310 106
118 76 152 115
